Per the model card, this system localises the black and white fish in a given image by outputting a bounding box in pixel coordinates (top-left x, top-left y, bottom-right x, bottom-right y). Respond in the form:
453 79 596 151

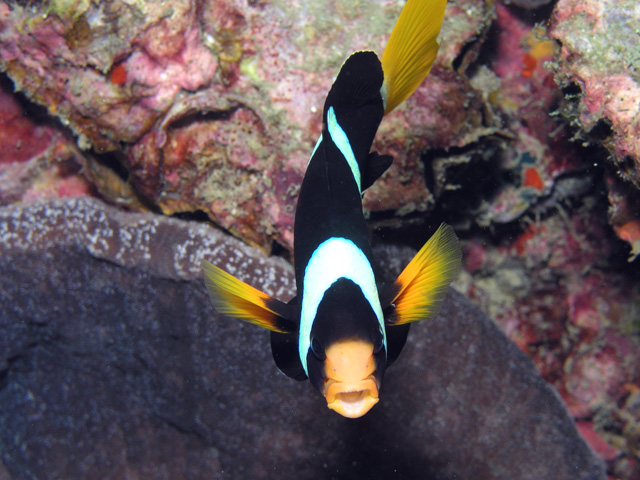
202 0 460 418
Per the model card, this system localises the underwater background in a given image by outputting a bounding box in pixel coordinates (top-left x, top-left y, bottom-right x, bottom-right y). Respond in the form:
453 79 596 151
0 0 638 478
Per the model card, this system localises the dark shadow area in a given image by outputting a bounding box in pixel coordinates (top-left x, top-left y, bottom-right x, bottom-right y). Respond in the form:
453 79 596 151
501 1 557 24
171 209 212 223
167 109 235 131
1 73 53 126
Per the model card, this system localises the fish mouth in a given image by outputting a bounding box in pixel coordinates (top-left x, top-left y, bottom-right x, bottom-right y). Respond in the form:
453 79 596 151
324 377 379 418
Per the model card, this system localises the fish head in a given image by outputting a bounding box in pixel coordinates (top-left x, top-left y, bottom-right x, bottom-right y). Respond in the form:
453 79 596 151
303 278 387 418
323 339 381 418
307 336 385 418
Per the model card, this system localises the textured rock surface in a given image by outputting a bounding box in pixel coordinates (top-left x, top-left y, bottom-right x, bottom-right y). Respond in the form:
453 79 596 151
0 198 605 479
0 82 93 206
0 0 493 249
550 0 640 187
1 1 638 476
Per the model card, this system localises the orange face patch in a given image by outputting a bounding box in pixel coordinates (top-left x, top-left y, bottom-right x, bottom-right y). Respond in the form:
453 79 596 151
322 339 379 418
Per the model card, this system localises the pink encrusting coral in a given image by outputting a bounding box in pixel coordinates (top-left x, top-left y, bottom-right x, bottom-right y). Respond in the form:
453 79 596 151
0 85 55 165
550 0 640 187
465 3 588 228
0 0 494 250
461 204 640 478
0 1 218 150
0 84 94 204
449 4 640 477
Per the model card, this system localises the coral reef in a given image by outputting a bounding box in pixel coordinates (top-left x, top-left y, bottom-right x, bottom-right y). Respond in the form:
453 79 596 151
0 79 148 209
549 0 640 263
440 3 588 229
0 0 493 250
550 0 640 187
607 172 640 262
458 203 640 478
447 3 640 477
0 80 92 204
0 198 605 480
1 0 639 477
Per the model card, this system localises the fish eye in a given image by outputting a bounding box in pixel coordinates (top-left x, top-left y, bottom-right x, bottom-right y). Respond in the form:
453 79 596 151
310 337 326 360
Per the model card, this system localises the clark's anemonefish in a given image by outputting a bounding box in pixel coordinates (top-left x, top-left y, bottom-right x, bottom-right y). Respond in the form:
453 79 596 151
202 0 461 418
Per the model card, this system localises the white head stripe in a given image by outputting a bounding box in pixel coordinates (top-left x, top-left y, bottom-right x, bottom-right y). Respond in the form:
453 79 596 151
327 107 361 192
299 237 386 374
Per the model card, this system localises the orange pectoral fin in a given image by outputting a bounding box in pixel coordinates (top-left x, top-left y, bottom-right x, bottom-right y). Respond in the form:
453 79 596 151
202 260 296 333
382 223 461 325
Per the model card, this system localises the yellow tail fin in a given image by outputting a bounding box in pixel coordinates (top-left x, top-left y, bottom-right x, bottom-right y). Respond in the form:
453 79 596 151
383 223 461 325
202 260 296 333
381 0 447 115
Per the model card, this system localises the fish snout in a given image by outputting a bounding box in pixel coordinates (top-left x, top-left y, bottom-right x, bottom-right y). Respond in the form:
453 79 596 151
324 377 379 418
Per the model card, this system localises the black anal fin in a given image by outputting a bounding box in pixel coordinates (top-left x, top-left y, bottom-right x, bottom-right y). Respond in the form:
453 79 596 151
325 51 384 111
270 331 307 381
270 295 306 380
362 152 393 191
384 322 411 368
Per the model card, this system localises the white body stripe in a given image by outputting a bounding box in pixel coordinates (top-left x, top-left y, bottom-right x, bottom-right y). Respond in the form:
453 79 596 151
327 107 361 192
299 237 386 374
308 134 322 165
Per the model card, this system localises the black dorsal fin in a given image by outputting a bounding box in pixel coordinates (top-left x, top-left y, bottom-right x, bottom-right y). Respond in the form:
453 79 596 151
324 51 384 112
322 51 386 180
362 152 393 191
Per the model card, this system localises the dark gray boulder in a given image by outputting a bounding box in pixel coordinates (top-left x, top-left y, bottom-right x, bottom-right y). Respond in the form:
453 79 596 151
0 198 604 479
